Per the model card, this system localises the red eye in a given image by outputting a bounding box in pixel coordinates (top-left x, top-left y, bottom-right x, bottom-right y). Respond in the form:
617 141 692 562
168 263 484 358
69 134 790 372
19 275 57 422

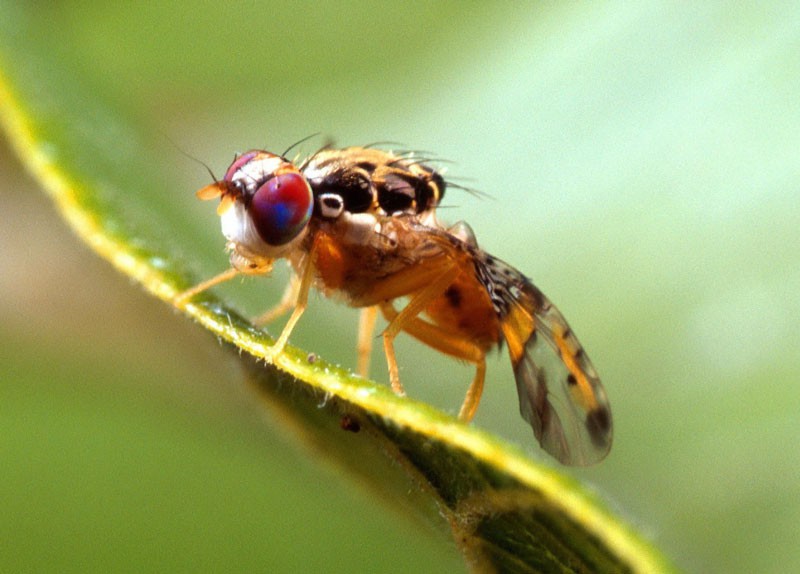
249 171 313 245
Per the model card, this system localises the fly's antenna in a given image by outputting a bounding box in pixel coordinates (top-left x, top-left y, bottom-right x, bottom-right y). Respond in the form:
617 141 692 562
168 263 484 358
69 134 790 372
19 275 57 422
165 135 219 183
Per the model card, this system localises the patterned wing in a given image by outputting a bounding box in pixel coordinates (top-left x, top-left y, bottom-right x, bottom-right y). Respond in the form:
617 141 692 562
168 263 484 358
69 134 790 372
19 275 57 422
477 255 613 465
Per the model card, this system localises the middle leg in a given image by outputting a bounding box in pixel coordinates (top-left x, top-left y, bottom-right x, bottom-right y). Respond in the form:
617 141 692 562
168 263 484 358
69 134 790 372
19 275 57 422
380 302 488 422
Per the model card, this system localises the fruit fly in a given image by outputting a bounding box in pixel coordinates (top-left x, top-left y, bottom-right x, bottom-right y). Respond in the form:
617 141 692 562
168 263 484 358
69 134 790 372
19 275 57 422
175 145 612 465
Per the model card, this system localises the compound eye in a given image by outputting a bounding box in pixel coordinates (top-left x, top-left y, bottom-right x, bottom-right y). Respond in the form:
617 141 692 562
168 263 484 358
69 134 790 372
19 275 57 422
249 171 313 246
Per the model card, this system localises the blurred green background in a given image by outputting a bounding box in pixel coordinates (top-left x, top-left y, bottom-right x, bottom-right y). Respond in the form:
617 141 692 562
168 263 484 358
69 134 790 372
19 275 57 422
2 2 799 572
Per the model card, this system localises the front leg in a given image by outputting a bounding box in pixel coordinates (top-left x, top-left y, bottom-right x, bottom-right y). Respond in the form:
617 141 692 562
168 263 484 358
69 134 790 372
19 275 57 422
265 249 316 361
253 272 300 326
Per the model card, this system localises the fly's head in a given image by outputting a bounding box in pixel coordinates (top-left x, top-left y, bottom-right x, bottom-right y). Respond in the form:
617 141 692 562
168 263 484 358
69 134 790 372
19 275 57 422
196 150 313 269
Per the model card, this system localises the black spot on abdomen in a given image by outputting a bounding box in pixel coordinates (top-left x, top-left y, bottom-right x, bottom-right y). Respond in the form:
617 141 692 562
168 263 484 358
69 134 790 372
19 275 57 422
444 285 462 309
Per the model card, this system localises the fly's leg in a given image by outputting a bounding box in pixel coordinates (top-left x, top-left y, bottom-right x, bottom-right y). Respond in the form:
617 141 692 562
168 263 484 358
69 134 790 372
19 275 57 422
174 255 276 307
458 360 486 421
266 251 316 361
253 273 300 326
174 267 241 306
380 302 487 422
356 306 379 378
381 264 460 396
174 252 310 364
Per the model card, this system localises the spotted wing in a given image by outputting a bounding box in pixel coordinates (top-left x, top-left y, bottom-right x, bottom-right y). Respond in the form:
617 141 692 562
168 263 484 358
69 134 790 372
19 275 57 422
478 255 613 466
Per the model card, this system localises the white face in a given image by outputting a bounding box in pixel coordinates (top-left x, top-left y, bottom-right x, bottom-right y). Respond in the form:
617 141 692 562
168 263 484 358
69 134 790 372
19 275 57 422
220 200 273 255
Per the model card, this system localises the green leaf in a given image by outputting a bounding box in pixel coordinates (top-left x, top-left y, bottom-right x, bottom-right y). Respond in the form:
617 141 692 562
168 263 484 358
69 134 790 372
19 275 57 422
0 8 673 574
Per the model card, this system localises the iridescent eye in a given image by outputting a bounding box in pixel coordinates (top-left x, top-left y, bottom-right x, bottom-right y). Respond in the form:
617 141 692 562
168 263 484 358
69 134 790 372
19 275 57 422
249 171 313 246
